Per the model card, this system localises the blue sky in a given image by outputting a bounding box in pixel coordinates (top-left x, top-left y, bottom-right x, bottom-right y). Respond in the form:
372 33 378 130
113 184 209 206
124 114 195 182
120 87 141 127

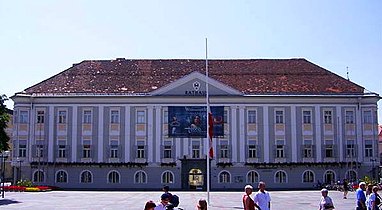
1 0 381 122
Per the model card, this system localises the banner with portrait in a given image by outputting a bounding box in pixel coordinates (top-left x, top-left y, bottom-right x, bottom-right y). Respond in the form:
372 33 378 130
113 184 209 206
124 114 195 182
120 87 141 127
168 106 224 138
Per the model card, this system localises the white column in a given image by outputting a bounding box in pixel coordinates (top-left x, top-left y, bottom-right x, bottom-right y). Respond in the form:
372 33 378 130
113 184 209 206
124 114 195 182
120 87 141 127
72 106 78 161
147 106 154 163
124 106 131 162
263 106 270 163
356 105 363 162
291 105 297 162
336 106 343 162
238 106 245 163
97 105 104 162
315 105 322 162
28 106 35 162
48 106 54 162
155 106 162 163
230 106 237 162
183 138 189 158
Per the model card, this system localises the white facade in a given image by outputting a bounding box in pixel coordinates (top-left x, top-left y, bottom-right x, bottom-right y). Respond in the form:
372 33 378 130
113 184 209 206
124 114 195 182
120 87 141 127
11 65 380 190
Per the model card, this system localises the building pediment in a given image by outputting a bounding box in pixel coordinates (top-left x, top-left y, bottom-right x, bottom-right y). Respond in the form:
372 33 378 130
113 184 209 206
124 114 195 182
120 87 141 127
151 71 242 96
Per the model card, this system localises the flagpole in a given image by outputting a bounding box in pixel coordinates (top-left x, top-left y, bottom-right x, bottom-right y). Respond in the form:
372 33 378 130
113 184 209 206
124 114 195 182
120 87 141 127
205 38 211 205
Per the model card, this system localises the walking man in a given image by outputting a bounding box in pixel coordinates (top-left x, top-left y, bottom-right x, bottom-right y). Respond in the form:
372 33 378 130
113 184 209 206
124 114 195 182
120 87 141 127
356 182 367 210
254 181 271 210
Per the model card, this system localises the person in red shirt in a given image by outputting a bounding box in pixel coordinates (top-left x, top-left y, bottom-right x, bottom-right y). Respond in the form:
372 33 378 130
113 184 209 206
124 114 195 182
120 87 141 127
243 185 261 210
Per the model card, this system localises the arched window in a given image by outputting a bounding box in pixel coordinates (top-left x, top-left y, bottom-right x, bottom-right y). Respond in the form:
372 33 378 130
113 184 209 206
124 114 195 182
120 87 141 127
80 170 92 183
162 171 174 184
275 170 287 183
302 170 315 183
246 170 260 184
345 170 357 182
324 170 336 184
108 171 120 184
135 170 147 184
56 170 68 183
219 171 231 183
33 170 44 182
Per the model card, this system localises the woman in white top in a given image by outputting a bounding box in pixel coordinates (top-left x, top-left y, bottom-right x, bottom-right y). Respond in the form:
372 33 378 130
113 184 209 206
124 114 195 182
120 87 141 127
366 186 380 210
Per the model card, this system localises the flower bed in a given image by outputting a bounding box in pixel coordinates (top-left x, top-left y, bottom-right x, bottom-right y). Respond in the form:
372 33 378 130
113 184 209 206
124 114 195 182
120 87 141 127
1 185 53 192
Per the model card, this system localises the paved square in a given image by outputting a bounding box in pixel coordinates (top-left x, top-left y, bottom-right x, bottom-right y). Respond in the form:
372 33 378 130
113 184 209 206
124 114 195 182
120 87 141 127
0 190 357 209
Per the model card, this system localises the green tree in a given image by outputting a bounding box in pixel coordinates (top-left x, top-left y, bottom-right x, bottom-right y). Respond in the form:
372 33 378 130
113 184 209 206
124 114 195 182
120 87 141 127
0 94 10 152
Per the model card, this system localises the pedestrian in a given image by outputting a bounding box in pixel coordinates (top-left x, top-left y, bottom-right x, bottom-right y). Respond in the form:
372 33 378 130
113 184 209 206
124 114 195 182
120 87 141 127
144 200 156 210
356 182 367 210
243 185 261 210
154 193 171 210
196 199 207 210
343 179 349 199
162 185 179 207
366 186 380 210
366 184 374 197
318 188 335 210
253 182 271 210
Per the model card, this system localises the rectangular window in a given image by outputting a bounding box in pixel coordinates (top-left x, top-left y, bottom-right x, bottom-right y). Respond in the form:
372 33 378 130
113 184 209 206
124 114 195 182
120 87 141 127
324 110 332 124
164 145 172 158
325 145 334 158
345 110 354 124
83 145 91 158
248 110 257 123
110 110 119 124
192 145 200 158
58 145 66 158
275 110 284 124
37 110 45 123
346 144 356 157
110 145 118 158
276 145 285 158
19 145 27 157
20 111 28 123
58 110 67 124
137 145 145 158
137 111 145 124
220 145 229 158
363 111 372 124
83 110 92 124
303 145 313 158
303 110 311 124
365 144 373 157
248 145 257 158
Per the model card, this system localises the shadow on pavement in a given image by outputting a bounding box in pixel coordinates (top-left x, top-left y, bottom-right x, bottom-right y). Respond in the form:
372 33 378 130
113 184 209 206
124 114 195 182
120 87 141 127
0 199 21 206
210 205 243 209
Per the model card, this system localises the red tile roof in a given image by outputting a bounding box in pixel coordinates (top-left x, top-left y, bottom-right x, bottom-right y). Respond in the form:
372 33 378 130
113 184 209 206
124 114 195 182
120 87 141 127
23 58 364 95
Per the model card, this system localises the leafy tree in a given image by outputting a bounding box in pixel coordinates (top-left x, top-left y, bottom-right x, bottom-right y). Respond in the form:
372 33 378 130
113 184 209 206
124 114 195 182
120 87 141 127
0 94 10 152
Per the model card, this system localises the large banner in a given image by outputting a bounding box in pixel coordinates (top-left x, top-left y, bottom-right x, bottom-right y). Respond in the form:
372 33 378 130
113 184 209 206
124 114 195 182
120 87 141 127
168 106 224 138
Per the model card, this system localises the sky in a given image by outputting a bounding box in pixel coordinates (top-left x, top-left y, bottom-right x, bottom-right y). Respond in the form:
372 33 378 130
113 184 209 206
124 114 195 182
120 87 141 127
0 0 381 122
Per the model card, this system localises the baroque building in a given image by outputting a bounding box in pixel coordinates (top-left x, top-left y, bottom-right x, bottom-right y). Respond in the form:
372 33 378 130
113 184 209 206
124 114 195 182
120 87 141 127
11 58 380 190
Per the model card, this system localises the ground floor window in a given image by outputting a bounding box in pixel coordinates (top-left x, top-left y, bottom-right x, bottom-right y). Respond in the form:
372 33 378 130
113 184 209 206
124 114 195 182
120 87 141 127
108 171 120 183
219 171 231 183
302 170 314 183
162 171 174 184
275 170 287 183
56 170 68 183
81 171 92 183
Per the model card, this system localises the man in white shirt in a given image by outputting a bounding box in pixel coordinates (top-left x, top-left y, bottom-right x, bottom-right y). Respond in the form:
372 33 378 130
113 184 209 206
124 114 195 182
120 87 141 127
254 181 271 210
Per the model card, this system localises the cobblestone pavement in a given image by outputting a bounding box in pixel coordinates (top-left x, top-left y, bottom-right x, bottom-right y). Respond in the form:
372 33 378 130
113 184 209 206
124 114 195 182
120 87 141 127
0 190 356 210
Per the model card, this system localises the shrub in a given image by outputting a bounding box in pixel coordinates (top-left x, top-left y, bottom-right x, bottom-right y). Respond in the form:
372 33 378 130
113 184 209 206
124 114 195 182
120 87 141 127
17 179 33 187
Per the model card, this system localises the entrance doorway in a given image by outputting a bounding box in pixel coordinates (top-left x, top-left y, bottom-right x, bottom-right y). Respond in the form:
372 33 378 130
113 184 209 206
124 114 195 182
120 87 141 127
188 168 203 190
